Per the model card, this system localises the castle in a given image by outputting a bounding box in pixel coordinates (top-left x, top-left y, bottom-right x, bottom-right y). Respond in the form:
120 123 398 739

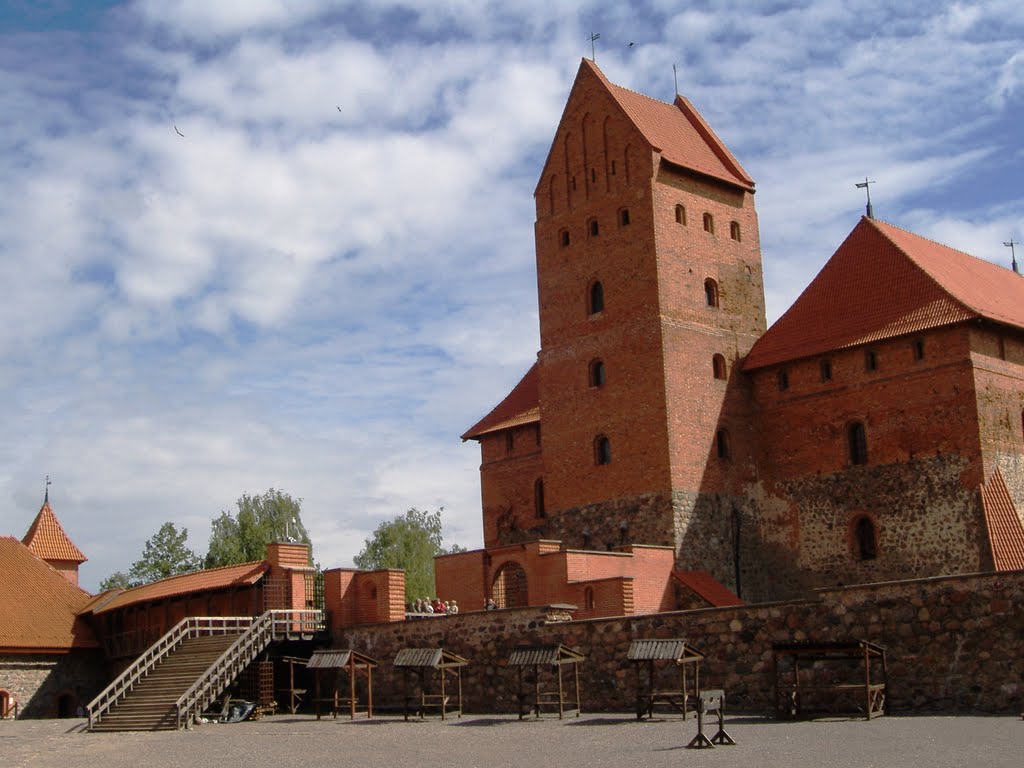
436 59 1024 613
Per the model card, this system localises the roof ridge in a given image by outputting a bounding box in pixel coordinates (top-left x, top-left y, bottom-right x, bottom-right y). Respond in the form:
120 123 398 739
870 217 1006 275
112 558 267 596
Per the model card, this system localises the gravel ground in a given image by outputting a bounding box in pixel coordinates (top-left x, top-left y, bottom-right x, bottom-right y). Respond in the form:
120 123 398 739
1 713 1020 768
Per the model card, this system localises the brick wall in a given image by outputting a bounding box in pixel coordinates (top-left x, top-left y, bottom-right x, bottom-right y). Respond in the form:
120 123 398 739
323 568 405 634
335 569 1023 715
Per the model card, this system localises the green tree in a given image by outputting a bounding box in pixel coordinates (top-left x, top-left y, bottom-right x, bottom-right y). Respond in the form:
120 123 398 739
205 488 311 568
99 522 202 591
353 507 464 600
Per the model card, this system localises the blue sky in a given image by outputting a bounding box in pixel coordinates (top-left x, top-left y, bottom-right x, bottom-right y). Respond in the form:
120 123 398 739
1 1 1021 591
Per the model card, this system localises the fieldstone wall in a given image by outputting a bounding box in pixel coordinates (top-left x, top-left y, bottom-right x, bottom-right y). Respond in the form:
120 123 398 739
0 651 105 718
335 569 1023 715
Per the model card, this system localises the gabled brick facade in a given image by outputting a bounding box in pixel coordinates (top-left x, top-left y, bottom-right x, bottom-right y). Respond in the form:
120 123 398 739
457 59 1024 613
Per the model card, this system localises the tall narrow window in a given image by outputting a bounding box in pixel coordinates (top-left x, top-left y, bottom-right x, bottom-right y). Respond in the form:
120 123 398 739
777 370 789 391
619 208 630 226
703 212 715 234
560 229 570 247
595 435 611 465
820 359 833 382
584 586 595 609
534 479 545 518
704 278 719 308
589 281 604 314
589 359 606 387
589 218 600 237
865 350 878 372
855 516 877 560
712 354 727 380
913 339 925 361
505 430 514 454
675 204 687 225
730 221 741 241
848 421 868 465
716 428 731 460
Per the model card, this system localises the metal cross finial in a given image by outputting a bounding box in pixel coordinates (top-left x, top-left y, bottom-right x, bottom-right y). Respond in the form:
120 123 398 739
589 32 601 61
855 177 875 219
1005 238 1020 275
45 474 51 503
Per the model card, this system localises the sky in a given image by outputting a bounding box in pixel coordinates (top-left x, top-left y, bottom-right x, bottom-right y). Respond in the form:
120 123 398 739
1 1 1022 592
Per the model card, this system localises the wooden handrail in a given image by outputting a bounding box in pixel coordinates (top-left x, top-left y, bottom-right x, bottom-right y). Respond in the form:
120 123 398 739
86 616 255 730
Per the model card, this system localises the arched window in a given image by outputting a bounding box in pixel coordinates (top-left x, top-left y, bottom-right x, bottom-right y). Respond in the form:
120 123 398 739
595 435 611 465
534 478 545 518
712 354 727 380
492 561 528 608
716 428 731 460
675 204 687 225
0 690 11 719
584 586 595 610
589 281 604 314
703 212 715 234
848 421 868 465
704 278 719 308
589 218 600 237
589 359 606 387
730 221 741 241
854 516 877 560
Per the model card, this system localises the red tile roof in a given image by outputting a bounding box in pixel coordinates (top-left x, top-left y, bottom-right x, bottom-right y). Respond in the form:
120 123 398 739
674 570 744 607
744 217 1024 370
462 362 540 440
22 498 87 564
0 537 98 651
91 560 269 614
585 59 754 191
981 470 1024 572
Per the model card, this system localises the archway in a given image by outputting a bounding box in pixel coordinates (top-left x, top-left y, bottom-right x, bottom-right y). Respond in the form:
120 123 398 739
491 561 528 609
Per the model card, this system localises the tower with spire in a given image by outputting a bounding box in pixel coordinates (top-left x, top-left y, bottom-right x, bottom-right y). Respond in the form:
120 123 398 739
22 486 88 586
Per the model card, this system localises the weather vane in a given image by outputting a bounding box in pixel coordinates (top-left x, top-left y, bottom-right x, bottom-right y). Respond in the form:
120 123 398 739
1005 238 1020 275
45 474 52 503
589 32 601 61
855 177 875 219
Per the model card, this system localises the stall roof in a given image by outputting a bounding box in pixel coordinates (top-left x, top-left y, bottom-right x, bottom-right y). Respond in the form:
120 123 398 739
626 639 704 662
508 644 585 666
307 649 377 669
393 648 468 668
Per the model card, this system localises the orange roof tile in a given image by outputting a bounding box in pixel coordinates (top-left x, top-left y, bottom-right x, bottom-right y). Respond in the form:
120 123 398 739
981 470 1024 572
674 570 744 607
0 537 97 651
22 498 87 564
744 217 1024 370
461 363 540 440
91 560 269 614
586 59 754 191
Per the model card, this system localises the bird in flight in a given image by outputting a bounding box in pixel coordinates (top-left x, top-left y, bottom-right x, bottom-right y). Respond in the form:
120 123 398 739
336 106 342 112
174 124 184 137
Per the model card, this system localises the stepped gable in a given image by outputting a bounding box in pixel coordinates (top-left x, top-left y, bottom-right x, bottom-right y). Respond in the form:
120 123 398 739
981 470 1024 572
461 362 539 440
22 497 87 564
90 560 269 614
744 217 1024 370
538 59 754 193
0 537 97 650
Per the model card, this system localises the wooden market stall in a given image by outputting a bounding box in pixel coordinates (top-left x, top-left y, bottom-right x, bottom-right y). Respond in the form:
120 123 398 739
306 649 377 720
627 638 704 720
393 648 468 720
773 639 888 720
508 644 585 720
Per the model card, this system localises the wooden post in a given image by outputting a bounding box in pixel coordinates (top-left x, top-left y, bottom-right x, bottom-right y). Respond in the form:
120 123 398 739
314 670 322 720
367 663 373 718
440 665 447 721
574 659 581 716
557 663 565 719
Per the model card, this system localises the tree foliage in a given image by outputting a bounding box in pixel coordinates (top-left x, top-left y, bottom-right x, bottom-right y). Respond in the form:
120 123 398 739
354 507 464 600
99 522 202 591
205 488 311 568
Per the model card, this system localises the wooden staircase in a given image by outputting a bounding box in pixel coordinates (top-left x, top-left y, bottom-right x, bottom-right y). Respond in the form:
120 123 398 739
90 633 241 732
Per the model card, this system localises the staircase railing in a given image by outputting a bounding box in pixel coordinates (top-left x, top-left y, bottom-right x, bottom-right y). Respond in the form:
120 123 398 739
86 616 255 730
175 609 323 729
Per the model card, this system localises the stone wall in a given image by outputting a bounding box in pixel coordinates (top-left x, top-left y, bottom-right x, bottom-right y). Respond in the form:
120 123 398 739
335 569 1023 715
0 651 106 718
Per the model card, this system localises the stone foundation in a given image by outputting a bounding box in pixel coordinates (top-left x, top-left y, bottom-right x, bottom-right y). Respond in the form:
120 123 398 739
0 651 105 718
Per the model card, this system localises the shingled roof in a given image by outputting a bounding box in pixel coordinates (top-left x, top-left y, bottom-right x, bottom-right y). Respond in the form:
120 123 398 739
461 363 540 440
22 497 87 564
981 470 1024 572
90 560 269 614
537 59 754 195
0 537 97 651
744 217 1024 371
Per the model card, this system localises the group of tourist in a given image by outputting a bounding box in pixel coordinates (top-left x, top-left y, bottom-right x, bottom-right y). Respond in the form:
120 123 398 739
407 597 459 615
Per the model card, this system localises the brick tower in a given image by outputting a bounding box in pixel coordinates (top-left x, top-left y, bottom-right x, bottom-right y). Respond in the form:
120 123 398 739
464 59 767 591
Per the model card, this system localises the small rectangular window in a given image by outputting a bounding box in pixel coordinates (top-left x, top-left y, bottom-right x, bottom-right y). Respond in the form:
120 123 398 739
777 370 789 391
820 359 833 382
913 339 925 361
865 350 878 372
